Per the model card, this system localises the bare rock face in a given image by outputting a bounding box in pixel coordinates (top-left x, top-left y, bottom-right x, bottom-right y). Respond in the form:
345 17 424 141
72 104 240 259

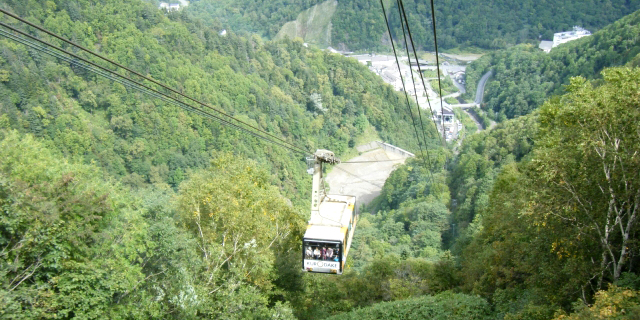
275 0 337 48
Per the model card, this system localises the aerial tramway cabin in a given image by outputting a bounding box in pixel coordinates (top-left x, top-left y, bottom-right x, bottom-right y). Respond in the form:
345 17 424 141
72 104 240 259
302 150 358 274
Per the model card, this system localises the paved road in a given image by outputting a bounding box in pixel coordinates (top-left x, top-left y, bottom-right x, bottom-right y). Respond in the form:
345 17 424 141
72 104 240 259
474 71 492 105
442 70 491 109
452 79 466 94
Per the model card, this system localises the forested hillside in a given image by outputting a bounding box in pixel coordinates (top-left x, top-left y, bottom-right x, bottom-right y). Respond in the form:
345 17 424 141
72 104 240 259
0 0 435 207
0 0 440 318
459 67 640 318
446 113 537 252
382 0 640 51
342 67 640 320
315 13 640 318
0 132 304 318
464 9 640 120
184 0 639 51
325 292 493 320
332 10 640 319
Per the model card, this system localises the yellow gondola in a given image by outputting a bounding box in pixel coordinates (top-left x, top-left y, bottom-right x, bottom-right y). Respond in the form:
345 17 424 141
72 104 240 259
302 150 358 274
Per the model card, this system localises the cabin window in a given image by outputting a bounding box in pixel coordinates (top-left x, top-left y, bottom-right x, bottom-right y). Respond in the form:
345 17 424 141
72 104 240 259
304 242 340 262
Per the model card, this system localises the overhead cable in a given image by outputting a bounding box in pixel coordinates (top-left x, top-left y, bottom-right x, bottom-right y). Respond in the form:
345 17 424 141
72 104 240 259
396 0 433 150
378 0 428 164
395 0 438 181
342 159 401 163
396 0 445 148
378 0 434 177
427 0 447 144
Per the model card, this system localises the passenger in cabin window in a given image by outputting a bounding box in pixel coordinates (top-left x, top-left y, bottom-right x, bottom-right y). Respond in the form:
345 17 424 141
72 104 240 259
321 247 327 260
305 246 313 259
326 247 334 260
313 247 321 259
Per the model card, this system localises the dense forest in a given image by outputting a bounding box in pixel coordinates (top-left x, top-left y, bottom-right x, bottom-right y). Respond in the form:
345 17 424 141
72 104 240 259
463 9 640 120
2 0 640 319
183 0 640 51
458 67 640 318
329 67 640 320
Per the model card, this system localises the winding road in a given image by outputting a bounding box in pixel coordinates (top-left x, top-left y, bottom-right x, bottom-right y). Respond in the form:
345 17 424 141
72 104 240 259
474 70 492 105
447 70 494 131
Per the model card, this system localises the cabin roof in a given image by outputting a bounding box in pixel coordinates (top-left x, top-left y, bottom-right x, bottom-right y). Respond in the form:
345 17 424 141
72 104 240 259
307 194 355 227
304 225 345 242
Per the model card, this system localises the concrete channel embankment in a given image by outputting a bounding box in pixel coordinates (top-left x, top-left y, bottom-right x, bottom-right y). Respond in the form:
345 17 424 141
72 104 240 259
327 142 414 206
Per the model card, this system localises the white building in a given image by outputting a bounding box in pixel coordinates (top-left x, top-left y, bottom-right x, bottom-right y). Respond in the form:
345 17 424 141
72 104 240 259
432 106 458 141
381 70 402 91
552 26 591 47
159 2 180 11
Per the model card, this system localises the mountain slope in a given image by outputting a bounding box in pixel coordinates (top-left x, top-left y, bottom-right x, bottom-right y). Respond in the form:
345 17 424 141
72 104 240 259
186 0 325 38
275 0 337 48
184 0 640 51
0 0 433 207
464 8 640 120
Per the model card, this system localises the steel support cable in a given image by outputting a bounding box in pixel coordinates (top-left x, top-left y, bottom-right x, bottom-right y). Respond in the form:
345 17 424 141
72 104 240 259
378 0 432 174
396 0 432 149
333 166 384 188
427 0 447 144
395 0 437 182
0 9 310 155
2 37 306 158
396 0 444 148
0 25 310 156
342 160 401 163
